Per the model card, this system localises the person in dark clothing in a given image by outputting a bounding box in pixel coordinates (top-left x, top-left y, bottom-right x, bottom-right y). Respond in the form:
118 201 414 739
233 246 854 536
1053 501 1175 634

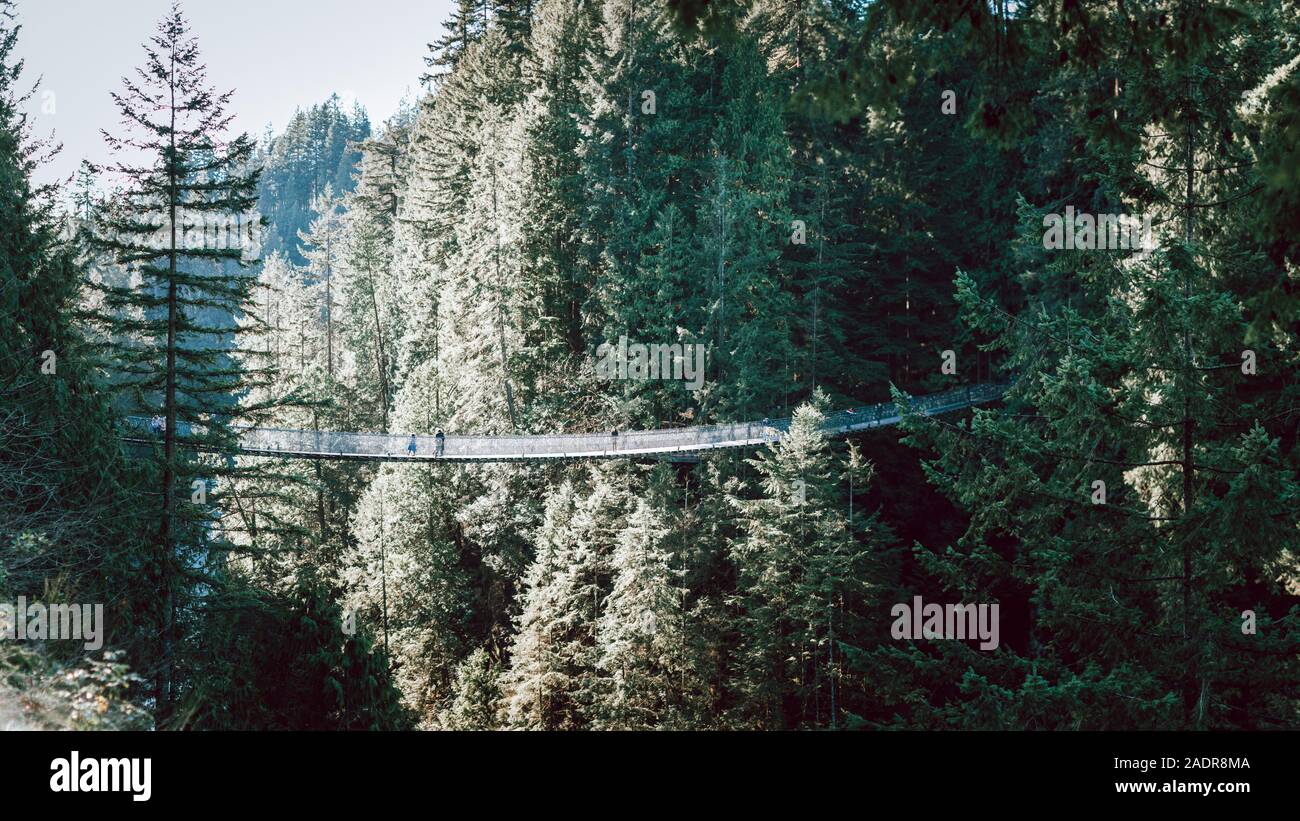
407 434 417 456
435 428 445 457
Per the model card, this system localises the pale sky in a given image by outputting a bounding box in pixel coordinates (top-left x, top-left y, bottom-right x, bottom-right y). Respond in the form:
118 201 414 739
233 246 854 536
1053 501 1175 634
14 0 453 187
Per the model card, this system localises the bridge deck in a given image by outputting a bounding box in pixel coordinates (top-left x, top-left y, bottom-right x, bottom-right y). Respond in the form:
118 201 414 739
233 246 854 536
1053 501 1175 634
121 383 1007 463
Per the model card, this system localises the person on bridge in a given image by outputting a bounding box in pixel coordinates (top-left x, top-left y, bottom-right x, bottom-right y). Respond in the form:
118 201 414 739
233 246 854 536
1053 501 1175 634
407 434 417 456
435 428 445 457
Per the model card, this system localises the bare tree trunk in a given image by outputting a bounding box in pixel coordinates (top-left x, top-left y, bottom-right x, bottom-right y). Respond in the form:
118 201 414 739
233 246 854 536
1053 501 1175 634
1180 76 1199 726
325 232 334 377
156 44 179 725
367 275 389 430
491 161 518 429
314 411 327 549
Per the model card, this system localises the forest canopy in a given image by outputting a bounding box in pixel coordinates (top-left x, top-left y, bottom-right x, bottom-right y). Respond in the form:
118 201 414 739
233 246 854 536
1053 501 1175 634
1 0 1298 731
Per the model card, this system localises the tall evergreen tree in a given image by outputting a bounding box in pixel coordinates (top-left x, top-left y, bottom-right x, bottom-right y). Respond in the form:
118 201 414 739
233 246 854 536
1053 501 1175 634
255 96 369 264
425 0 488 81
593 495 704 728
0 0 156 698
88 2 269 721
442 646 504 729
297 186 345 378
883 0 1300 730
728 393 882 728
343 465 473 724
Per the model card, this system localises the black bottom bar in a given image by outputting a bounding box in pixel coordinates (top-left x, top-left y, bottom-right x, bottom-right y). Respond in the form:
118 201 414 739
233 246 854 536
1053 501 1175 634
3 730 1289 810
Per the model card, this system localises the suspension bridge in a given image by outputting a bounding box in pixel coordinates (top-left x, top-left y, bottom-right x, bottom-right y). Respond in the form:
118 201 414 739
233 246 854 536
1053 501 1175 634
120 382 1008 464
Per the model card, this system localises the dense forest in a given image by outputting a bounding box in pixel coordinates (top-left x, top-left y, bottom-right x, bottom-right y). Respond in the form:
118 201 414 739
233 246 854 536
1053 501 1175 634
2 0 1299 731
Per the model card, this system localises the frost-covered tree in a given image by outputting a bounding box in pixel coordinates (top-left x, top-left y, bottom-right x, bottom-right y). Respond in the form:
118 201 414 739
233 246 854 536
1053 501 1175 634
297 186 346 378
344 465 473 723
441 647 503 729
593 496 704 729
501 480 584 728
729 393 881 728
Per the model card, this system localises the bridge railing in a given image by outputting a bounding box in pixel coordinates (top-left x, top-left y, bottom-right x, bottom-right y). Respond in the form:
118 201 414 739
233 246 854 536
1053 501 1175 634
128 415 784 459
821 381 1008 435
121 382 1009 460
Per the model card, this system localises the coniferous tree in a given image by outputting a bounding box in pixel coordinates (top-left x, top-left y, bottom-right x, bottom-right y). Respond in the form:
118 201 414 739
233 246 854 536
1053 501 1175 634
728 393 882 728
88 2 269 721
185 567 414 730
255 96 369 264
698 41 797 418
297 186 345 378
502 480 584 728
344 465 473 723
425 0 488 81
593 496 704 728
493 0 535 58
0 0 155 703
578 0 718 428
512 0 597 428
442 647 504 729
880 0 1300 730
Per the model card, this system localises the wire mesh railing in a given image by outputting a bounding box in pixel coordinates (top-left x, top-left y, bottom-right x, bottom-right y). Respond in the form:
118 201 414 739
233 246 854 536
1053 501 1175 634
121 382 1009 463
